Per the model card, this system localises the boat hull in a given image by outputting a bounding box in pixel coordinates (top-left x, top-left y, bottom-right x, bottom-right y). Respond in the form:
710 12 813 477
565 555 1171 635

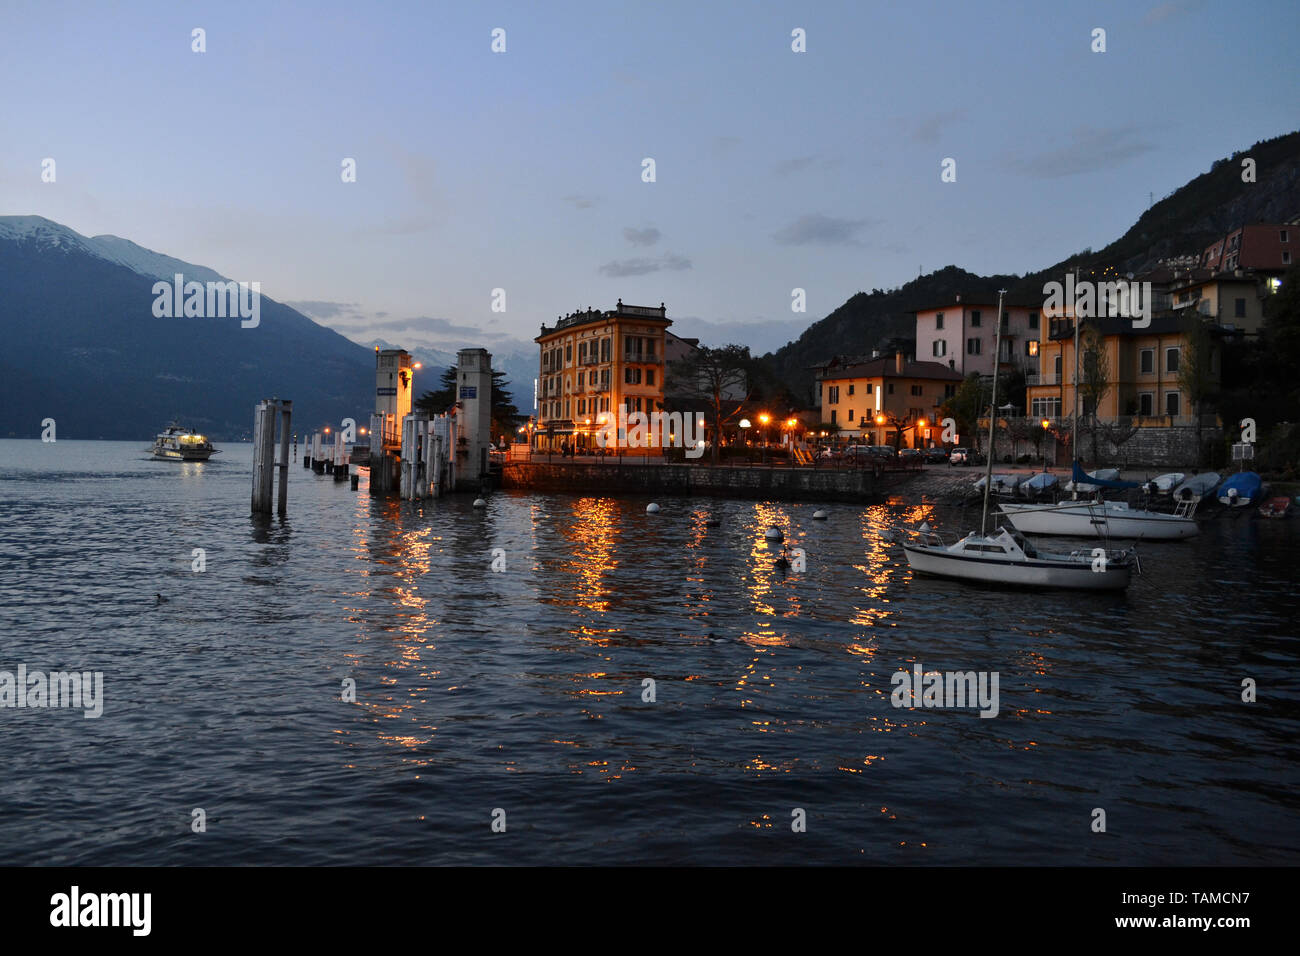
901 543 1132 590
998 501 1198 540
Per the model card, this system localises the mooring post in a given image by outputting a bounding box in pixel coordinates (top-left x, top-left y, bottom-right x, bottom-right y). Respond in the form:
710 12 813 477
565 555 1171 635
277 401 292 515
251 399 277 514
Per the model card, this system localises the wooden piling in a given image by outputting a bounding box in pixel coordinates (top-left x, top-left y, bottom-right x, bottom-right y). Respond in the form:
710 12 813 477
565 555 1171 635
276 401 292 515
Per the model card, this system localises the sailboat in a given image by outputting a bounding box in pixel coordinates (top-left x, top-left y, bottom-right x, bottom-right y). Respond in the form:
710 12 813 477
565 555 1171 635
999 463 1200 540
995 302 1198 542
896 288 1137 590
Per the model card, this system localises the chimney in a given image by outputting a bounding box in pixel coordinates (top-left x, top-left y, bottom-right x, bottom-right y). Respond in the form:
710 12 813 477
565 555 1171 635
895 351 904 374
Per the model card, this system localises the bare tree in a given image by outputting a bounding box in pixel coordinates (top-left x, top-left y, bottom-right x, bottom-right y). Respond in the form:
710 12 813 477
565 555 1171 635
664 343 753 465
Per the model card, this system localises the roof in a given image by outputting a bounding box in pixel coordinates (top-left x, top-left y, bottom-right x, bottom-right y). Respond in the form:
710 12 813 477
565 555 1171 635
821 357 964 382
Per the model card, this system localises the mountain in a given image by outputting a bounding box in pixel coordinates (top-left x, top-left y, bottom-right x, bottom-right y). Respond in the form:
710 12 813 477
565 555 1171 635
763 130 1300 402
0 216 373 440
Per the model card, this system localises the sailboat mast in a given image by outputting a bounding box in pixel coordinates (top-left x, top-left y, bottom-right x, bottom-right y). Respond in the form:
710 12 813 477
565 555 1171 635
1072 268 1081 499
980 288 1006 536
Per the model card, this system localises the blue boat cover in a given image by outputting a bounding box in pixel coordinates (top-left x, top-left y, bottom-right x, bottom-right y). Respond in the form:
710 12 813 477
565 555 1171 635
1071 460 1141 490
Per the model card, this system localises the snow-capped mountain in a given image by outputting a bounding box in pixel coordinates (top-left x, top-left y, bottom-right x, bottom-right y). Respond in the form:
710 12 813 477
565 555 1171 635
0 215 226 283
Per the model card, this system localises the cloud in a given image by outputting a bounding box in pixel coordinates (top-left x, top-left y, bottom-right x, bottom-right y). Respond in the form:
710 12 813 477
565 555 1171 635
598 252 692 277
772 213 872 246
1013 126 1157 178
283 300 361 320
623 226 661 246
1143 0 1204 25
907 109 966 145
562 194 598 209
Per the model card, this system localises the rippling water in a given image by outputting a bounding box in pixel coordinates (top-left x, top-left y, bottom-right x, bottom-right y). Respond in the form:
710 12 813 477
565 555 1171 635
0 439 1296 865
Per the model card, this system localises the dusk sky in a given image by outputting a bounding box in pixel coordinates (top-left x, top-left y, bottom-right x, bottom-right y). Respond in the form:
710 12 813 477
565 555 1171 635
2 0 1296 358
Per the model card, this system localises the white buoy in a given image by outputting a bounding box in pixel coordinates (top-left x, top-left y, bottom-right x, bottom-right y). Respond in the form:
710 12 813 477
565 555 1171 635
473 498 487 508
764 527 783 541
647 502 660 513
812 509 829 520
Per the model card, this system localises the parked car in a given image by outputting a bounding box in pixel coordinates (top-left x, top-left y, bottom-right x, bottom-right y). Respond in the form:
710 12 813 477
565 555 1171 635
867 445 898 460
841 444 875 463
923 446 949 464
815 446 840 461
898 448 923 464
949 447 970 466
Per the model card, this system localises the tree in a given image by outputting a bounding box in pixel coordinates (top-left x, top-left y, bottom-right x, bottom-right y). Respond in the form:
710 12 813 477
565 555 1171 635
1177 314 1216 458
664 344 753 464
414 367 521 443
939 373 990 452
1078 323 1110 465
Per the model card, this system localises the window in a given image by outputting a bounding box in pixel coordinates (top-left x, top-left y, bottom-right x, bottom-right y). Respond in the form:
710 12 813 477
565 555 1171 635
1028 312 1039 329
847 409 854 422
944 384 957 399
1054 355 1062 376
936 313 944 330
1235 297 1246 318
1030 397 1062 419
1166 391 1181 417
848 383 855 395
624 367 642 385
579 342 587 361
1166 347 1180 373
577 371 585 387
646 368 655 386
970 310 982 327
1027 340 1038 357
1282 229 1290 243
828 385 839 404
967 338 982 355
1139 349 1153 373
830 410 837 424
566 344 572 363
932 339 947 357
601 337 611 362
911 385 923 396
1138 393 1154 416
1000 312 1009 330
865 383 873 394
887 383 895 394
1285 251 1293 265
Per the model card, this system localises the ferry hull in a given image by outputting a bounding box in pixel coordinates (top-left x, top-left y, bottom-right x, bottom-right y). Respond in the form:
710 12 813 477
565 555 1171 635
998 502 1198 540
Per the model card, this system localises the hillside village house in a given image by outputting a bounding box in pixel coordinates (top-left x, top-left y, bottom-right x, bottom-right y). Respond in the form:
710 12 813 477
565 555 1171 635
819 353 962 446
534 300 670 453
1025 222 1291 427
913 295 1043 384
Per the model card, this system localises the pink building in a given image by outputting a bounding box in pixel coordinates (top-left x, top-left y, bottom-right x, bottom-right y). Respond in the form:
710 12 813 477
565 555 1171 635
913 294 1042 384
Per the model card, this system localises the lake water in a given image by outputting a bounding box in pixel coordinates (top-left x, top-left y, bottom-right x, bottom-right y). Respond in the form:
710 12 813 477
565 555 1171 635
0 439 1296 865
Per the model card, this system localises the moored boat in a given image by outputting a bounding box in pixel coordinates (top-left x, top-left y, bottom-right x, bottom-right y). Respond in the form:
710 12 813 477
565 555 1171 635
998 497 1199 540
1141 472 1185 496
149 422 219 461
1218 471 1264 507
899 525 1135 590
1258 495 1292 518
1171 472 1221 503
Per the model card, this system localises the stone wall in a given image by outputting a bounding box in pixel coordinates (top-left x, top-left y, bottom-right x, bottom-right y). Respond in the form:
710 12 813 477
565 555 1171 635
1093 426 1221 468
502 461 881 503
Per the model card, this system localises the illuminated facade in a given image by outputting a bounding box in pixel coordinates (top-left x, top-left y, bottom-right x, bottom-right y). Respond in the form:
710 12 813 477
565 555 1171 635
534 300 671 452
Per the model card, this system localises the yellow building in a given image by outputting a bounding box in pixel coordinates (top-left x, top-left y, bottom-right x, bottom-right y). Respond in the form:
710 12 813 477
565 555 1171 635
534 300 671 452
1026 314 1219 425
820 353 962 446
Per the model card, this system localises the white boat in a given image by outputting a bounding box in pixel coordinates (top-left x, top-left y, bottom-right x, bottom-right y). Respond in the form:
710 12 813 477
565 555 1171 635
1171 472 1220 502
900 526 1135 590
998 497 1199 540
1141 473 1185 495
149 422 219 461
1019 472 1059 496
973 473 1022 494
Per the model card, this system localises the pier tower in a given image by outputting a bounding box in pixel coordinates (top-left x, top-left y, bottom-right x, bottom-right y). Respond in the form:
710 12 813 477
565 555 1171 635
456 348 493 489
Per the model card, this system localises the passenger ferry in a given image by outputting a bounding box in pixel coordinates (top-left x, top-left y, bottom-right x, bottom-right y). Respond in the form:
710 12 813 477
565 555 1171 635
149 422 219 461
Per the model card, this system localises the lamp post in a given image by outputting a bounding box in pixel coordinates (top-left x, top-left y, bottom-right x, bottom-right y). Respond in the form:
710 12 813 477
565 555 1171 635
757 413 770 464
